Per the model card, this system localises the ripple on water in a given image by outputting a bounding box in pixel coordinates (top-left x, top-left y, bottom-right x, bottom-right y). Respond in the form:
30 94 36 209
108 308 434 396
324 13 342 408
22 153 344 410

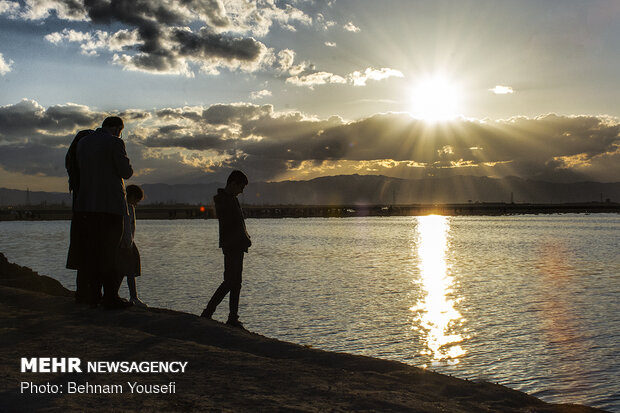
0 215 618 411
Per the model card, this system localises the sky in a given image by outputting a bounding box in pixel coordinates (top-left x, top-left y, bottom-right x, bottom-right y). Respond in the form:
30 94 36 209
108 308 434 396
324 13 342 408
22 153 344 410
0 0 619 192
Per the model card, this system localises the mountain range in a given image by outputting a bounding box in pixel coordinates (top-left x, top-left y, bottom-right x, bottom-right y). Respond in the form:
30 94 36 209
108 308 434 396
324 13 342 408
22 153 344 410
1 175 619 207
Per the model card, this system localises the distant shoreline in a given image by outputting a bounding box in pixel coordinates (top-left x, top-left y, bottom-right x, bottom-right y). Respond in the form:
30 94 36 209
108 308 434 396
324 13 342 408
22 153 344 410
1 202 619 221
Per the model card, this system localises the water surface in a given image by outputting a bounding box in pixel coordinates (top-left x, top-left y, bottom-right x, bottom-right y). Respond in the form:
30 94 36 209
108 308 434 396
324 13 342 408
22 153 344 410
1 215 618 411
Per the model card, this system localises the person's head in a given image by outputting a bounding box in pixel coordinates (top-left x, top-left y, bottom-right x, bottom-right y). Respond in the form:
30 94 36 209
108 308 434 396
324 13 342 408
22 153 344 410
126 184 144 206
102 116 124 138
225 170 248 196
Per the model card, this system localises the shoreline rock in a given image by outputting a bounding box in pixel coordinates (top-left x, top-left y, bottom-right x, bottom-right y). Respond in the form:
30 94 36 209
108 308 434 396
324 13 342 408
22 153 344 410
0 252 72 297
0 253 606 412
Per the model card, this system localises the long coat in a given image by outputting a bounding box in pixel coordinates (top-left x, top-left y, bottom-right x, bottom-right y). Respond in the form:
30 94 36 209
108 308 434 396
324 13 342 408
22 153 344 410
73 128 133 216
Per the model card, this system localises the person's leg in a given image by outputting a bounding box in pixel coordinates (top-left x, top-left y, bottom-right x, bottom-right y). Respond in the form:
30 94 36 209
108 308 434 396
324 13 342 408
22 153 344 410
228 283 242 322
202 249 242 318
127 274 148 307
68 213 90 303
81 213 102 306
127 275 137 299
85 269 102 306
101 213 124 303
75 270 90 303
224 250 244 322
202 280 231 318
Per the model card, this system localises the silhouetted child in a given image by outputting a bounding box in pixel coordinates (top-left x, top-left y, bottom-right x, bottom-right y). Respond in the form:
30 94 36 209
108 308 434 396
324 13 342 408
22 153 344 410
118 184 147 307
201 170 251 328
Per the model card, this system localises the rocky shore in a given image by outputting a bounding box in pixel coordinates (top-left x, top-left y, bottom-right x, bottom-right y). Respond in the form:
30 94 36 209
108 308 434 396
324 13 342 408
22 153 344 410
0 253 606 412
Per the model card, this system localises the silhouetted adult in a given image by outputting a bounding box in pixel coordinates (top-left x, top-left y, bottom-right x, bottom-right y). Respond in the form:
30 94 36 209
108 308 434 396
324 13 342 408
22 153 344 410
201 170 251 327
65 128 93 303
70 117 133 308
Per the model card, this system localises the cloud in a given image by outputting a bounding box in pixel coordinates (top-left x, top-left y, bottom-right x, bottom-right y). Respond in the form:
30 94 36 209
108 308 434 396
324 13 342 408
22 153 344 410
19 0 88 21
274 49 296 72
202 103 272 125
286 71 347 88
156 106 204 122
315 13 336 31
112 52 194 77
118 109 152 122
0 143 68 177
490 85 514 94
45 28 142 56
1 0 86 20
0 52 13 75
286 67 404 89
0 99 102 143
106 25 270 76
2 100 618 184
277 47 403 90
20 0 312 76
343 21 360 32
208 0 312 37
141 110 620 182
250 89 272 100
348 68 404 86
140 107 620 182
11 1 385 87
0 0 19 16
97 23 268 76
141 133 225 151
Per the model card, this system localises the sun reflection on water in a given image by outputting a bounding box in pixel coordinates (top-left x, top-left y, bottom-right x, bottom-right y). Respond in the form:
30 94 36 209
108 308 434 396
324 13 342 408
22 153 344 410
411 215 466 367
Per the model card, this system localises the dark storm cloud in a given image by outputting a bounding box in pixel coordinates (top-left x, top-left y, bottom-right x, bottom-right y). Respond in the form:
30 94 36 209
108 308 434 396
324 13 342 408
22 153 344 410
0 99 101 142
157 124 186 134
55 0 88 19
141 103 347 159
145 107 620 167
203 103 272 125
0 99 152 148
156 107 203 122
118 109 151 121
139 108 619 182
34 0 314 74
238 113 346 160
222 156 294 182
296 113 620 165
122 139 218 184
144 133 226 151
117 50 184 73
155 103 272 125
0 144 67 177
172 27 262 61
88 8 190 75
2 100 618 183
114 20 266 74
83 0 187 26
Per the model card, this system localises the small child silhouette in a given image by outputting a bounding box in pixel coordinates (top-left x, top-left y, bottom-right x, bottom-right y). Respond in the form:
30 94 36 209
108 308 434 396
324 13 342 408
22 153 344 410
118 184 147 307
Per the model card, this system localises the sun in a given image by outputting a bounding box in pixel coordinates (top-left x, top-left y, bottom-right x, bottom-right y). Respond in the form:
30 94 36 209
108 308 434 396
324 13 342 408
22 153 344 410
410 75 462 122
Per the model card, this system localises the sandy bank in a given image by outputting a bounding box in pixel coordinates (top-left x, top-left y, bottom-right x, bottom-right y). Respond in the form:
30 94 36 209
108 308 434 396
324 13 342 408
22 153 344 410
0 254 606 412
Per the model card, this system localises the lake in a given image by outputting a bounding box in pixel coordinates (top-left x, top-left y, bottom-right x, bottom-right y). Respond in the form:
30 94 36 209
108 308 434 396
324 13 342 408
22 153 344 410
1 214 618 411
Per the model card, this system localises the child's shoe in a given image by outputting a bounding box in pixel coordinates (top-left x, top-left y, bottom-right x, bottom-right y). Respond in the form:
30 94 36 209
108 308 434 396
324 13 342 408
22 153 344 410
130 297 148 308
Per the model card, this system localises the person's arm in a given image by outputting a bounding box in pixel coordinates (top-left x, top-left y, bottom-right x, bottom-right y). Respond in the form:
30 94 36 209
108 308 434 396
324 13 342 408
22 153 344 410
120 213 133 248
112 139 133 179
216 196 251 250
